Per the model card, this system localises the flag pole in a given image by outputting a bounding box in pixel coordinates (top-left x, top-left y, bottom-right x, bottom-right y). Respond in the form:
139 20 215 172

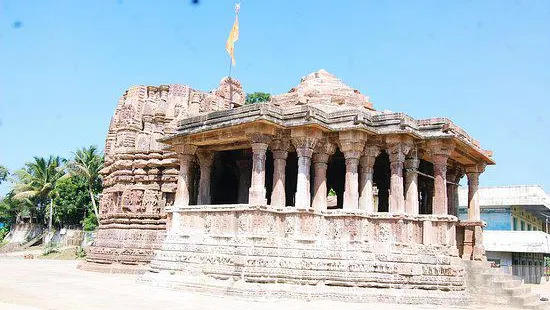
226 3 240 105
228 57 233 79
226 2 240 81
228 56 233 105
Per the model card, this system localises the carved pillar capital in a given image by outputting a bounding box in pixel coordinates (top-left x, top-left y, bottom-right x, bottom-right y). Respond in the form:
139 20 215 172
290 127 323 151
247 133 273 145
314 138 337 155
313 139 336 164
363 144 381 158
404 158 420 170
269 137 291 152
251 142 269 153
386 143 413 164
465 163 486 174
447 165 465 183
360 145 380 174
426 139 454 159
338 131 367 158
272 150 289 160
174 144 197 156
270 137 291 161
196 150 214 167
292 137 318 158
385 135 414 160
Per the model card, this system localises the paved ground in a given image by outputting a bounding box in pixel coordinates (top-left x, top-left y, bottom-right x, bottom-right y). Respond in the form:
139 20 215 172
0 258 544 310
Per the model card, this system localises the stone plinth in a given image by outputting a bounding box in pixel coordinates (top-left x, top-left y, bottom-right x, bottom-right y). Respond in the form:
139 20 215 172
455 220 486 261
142 205 466 304
79 213 166 273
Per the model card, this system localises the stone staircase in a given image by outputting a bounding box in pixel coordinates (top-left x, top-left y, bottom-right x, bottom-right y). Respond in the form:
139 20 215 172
463 260 550 309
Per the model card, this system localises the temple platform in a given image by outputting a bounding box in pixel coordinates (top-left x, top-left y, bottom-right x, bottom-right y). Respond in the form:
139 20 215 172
140 204 470 305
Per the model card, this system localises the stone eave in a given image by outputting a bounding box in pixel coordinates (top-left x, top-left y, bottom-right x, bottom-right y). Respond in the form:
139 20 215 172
160 104 494 165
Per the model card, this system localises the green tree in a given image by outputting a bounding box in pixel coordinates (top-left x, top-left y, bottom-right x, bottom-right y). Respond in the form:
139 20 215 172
245 92 271 104
52 177 86 227
64 146 103 224
0 165 8 185
12 156 65 232
52 176 97 230
0 191 34 226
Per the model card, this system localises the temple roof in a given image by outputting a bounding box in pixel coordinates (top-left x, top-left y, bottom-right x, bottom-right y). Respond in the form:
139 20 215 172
271 69 373 110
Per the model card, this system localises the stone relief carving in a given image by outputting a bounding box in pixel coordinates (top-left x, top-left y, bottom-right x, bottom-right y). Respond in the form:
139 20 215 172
88 80 250 268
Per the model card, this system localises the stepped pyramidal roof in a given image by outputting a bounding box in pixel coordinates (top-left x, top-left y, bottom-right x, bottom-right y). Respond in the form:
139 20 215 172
271 69 374 110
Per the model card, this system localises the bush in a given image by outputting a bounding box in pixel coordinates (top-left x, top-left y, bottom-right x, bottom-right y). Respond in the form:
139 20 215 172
75 246 87 258
245 92 271 104
43 242 59 256
0 226 9 241
81 213 98 231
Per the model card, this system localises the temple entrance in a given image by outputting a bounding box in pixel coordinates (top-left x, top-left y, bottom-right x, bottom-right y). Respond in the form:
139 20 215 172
418 159 434 214
265 150 274 205
326 149 345 209
211 149 244 204
284 151 298 207
373 151 390 212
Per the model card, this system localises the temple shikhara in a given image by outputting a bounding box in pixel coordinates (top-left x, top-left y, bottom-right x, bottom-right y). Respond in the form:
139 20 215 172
81 70 500 304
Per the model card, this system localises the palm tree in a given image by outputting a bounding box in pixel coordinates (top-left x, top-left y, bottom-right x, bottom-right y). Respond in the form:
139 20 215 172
12 156 65 232
65 146 103 224
0 165 8 184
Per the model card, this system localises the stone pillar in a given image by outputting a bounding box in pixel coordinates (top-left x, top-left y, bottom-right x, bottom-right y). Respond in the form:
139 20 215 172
312 141 336 211
270 138 291 208
386 136 413 213
404 157 420 215
248 134 272 205
466 164 485 221
174 145 197 207
432 154 449 215
173 144 197 232
339 131 366 210
359 145 380 212
236 159 251 204
428 140 453 215
292 137 318 209
196 151 214 205
446 166 464 217
343 155 361 209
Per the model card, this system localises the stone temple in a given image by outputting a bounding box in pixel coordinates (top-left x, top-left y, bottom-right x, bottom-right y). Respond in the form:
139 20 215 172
81 70 501 305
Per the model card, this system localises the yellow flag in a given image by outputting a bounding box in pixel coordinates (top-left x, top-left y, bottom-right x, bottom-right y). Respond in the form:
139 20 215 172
226 4 240 66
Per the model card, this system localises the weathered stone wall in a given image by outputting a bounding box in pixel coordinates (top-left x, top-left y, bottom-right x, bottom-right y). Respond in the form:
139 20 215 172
143 205 467 304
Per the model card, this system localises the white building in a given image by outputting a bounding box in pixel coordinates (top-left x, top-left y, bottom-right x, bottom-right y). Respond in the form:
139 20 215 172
458 185 550 283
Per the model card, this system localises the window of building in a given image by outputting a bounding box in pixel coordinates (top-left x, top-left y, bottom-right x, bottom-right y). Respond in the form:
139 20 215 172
528 224 532 231
513 217 518 230
521 221 525 231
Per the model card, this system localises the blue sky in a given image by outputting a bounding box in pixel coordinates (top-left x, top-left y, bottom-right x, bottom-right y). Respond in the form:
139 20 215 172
1 0 549 194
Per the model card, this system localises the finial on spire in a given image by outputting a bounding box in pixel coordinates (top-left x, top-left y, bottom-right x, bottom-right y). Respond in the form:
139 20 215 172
235 3 240 14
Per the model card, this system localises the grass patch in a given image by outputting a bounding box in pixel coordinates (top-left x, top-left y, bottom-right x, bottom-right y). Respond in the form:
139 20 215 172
41 247 84 260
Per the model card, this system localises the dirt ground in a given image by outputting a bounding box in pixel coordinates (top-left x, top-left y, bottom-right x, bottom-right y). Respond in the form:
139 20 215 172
0 258 545 310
